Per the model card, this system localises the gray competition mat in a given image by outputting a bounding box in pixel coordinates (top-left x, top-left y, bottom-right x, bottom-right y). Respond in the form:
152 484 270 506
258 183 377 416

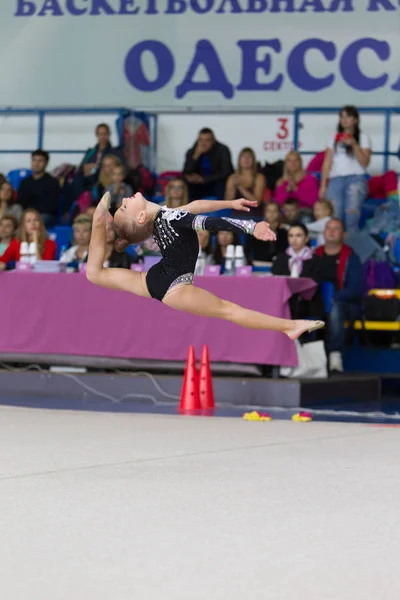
0 407 399 600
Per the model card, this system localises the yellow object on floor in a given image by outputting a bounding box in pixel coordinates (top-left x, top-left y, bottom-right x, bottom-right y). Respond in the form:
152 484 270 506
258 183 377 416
292 412 312 422
242 411 272 422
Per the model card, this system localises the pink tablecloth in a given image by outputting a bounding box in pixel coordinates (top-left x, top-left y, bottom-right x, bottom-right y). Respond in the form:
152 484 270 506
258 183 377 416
1 273 317 366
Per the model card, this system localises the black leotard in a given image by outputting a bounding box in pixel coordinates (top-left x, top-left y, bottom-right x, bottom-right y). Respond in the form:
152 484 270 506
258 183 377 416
146 207 256 301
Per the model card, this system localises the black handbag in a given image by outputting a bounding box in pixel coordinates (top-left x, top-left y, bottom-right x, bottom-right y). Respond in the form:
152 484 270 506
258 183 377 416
363 296 400 321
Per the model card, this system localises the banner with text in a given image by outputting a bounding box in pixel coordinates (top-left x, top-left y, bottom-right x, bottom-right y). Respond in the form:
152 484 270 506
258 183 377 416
3 0 400 107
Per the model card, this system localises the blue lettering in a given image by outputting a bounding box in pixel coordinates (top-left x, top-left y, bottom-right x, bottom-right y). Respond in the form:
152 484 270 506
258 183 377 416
237 40 283 91
119 0 139 13
38 0 63 15
145 0 159 13
367 0 396 10
328 0 353 10
176 40 234 99
246 0 267 11
125 41 174 91
298 0 325 10
340 38 389 91
15 0 36 15
90 0 115 14
216 0 242 13
166 0 186 12
190 0 214 13
287 39 336 91
66 0 87 15
391 75 400 91
270 0 295 11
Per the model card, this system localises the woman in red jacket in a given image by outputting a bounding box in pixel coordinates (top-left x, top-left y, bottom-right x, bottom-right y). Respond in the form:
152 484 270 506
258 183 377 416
0 208 56 270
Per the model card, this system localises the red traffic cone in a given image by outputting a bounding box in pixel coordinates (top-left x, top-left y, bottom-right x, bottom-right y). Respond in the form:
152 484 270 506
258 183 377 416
179 346 201 413
199 345 215 411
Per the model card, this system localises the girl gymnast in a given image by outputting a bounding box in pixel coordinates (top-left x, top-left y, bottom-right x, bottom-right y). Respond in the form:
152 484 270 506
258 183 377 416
86 192 324 340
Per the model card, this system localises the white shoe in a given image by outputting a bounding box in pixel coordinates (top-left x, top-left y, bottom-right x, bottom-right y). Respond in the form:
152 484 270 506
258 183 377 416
329 351 343 373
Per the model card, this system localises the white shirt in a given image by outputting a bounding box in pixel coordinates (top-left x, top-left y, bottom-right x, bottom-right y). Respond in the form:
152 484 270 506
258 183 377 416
59 245 88 264
329 131 371 178
307 216 331 247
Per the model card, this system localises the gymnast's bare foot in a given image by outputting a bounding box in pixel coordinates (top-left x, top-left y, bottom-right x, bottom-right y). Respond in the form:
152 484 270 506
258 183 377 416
93 192 112 226
286 319 325 341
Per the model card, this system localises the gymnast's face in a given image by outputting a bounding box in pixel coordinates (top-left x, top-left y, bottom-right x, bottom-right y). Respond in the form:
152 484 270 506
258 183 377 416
114 193 146 228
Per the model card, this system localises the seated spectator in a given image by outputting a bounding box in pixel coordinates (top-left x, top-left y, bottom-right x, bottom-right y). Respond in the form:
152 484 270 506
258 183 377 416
17 150 61 228
274 151 319 209
0 209 56 270
105 164 133 214
183 128 233 200
78 123 125 193
315 218 364 373
103 226 133 269
0 215 18 255
225 147 266 217
246 201 288 263
0 181 22 221
94 155 123 202
165 178 189 209
320 105 372 231
59 215 92 268
307 200 334 247
212 230 245 272
272 223 324 321
282 197 301 227
195 230 215 275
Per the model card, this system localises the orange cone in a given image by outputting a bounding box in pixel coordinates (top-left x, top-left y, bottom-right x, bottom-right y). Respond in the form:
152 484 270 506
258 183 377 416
198 345 215 411
179 346 201 413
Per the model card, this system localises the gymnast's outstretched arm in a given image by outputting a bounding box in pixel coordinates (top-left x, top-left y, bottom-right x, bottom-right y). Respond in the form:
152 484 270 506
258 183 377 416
185 198 257 215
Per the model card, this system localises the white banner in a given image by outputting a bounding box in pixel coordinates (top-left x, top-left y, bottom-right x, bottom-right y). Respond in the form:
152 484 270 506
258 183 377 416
2 0 400 107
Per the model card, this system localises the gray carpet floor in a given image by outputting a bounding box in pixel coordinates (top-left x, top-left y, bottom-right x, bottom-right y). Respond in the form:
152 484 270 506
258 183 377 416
1 406 399 600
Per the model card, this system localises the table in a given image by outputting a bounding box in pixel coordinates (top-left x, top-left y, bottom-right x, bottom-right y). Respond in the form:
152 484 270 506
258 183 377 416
1 273 317 366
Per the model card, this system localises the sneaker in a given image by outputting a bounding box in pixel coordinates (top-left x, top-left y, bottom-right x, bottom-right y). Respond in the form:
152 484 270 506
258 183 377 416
329 351 343 373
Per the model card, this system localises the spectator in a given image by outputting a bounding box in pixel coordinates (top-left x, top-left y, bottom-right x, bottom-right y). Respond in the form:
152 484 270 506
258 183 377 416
315 218 364 374
213 230 245 272
274 151 319 210
225 147 266 217
246 201 288 263
183 128 233 200
103 226 133 269
320 105 372 231
17 150 61 227
0 181 22 221
307 199 334 247
0 215 18 255
79 123 125 190
165 178 189 209
59 215 92 268
282 197 301 227
0 209 56 270
95 155 123 202
105 164 133 214
272 223 324 321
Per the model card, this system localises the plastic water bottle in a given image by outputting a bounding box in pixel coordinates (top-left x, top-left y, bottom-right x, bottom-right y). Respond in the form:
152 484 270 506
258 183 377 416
195 251 206 276
20 242 30 264
224 245 235 276
29 242 37 266
234 245 246 269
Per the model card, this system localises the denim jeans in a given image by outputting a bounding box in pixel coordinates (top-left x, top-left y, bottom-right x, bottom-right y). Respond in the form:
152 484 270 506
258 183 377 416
326 300 361 352
326 175 368 231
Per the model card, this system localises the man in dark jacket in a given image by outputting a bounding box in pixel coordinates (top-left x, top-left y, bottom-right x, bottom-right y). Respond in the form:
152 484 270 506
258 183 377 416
316 218 364 373
18 150 60 227
183 128 233 200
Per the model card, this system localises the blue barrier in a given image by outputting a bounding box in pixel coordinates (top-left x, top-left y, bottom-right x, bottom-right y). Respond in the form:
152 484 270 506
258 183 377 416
293 107 400 173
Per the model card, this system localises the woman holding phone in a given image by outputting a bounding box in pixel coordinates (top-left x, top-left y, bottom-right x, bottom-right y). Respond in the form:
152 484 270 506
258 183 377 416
319 105 372 231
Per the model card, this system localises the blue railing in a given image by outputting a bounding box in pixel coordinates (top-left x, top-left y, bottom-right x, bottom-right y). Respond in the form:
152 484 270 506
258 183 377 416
293 107 400 173
0 107 129 154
